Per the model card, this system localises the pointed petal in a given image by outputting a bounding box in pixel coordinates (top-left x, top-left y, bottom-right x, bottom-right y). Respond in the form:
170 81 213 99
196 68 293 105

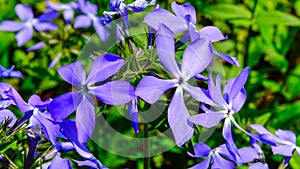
181 37 213 80
212 153 234 169
63 9 74 24
34 22 58 31
49 91 83 121
171 2 196 24
128 100 139 134
190 156 211 169
143 8 187 33
134 76 177 104
272 145 295 157
33 112 60 145
188 112 225 128
182 83 216 105
74 15 92 28
93 18 110 42
249 162 269 169
222 118 241 164
188 23 201 42
214 51 240 66
229 67 250 102
38 11 59 22
0 21 24 31
58 61 86 86
91 80 135 105
3 86 32 113
60 120 93 159
49 154 72 169
199 26 226 42
86 54 124 85
15 4 33 21
156 24 181 78
192 142 211 158
76 96 95 143
72 159 98 168
208 74 227 108
238 147 258 163
276 129 296 144
0 109 17 127
16 26 33 46
27 42 45 52
168 87 194 146
224 79 246 113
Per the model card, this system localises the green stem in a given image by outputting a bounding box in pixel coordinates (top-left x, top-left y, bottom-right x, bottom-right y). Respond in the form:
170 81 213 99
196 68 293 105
244 0 258 67
144 123 150 169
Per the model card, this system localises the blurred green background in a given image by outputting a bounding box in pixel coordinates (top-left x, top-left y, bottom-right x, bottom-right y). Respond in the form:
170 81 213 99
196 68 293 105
1 0 300 168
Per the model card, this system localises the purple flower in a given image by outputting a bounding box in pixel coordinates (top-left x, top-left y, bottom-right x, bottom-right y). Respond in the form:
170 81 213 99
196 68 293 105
74 0 111 41
0 4 58 46
27 42 46 52
250 124 300 165
188 67 250 163
0 98 17 127
104 0 156 29
143 2 239 66
188 143 236 169
49 54 136 143
0 65 22 78
135 24 214 146
46 0 79 24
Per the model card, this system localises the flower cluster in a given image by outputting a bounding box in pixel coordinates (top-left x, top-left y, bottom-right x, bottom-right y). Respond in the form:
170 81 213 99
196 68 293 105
0 0 299 169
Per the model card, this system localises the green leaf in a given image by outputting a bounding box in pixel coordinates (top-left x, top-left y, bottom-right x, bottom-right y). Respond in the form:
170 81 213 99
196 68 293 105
256 11 300 26
262 80 282 92
0 141 17 154
254 113 271 126
264 47 288 73
203 4 251 20
290 151 300 169
287 64 300 98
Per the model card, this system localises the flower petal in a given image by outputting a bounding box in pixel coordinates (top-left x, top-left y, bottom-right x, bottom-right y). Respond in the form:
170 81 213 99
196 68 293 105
190 156 211 169
214 51 240 67
249 162 269 169
275 129 296 144
34 22 58 31
188 112 225 128
27 42 45 52
3 86 32 113
156 24 181 78
91 80 135 105
182 83 216 106
229 67 250 102
208 74 227 108
49 154 72 169
33 112 60 145
222 118 241 164
199 26 226 43
0 21 24 31
15 4 33 21
192 142 212 158
238 147 258 163
171 2 196 24
212 153 234 169
0 109 17 127
271 145 295 157
128 99 139 134
134 76 177 104
168 87 194 146
76 96 95 143
143 8 187 33
181 37 213 80
86 54 124 85
38 11 59 22
58 61 86 86
16 26 33 46
224 79 246 113
93 18 110 42
74 15 92 28
63 9 74 24
49 91 83 121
